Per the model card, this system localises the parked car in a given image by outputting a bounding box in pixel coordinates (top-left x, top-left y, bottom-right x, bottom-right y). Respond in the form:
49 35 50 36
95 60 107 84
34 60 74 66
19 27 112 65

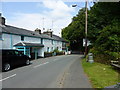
1 49 31 71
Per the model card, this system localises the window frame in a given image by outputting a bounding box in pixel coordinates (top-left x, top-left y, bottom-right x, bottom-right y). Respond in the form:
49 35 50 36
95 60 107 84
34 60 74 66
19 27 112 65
47 47 49 52
0 33 2 40
21 36 24 41
41 38 43 44
51 40 54 45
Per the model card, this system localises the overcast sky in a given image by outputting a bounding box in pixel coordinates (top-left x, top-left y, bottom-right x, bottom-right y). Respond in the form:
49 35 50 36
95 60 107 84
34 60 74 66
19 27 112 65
1 0 94 36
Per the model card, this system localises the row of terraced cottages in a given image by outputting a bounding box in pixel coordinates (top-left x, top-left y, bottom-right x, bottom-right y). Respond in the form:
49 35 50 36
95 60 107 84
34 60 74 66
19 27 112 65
0 15 68 59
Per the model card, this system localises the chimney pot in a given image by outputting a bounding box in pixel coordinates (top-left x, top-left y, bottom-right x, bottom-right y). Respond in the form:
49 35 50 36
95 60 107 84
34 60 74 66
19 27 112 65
43 30 53 37
35 28 41 34
0 14 5 25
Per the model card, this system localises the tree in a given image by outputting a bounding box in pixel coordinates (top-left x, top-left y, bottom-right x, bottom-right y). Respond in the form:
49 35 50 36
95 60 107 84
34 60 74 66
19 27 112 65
87 2 120 44
62 8 86 51
62 2 120 61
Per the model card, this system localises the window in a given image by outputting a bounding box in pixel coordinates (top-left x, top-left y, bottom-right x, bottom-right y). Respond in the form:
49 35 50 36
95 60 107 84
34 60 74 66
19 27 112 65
47 47 49 52
21 36 24 41
51 47 53 51
41 38 43 44
8 51 15 55
0 33 2 40
51 40 53 45
62 42 66 47
14 51 21 56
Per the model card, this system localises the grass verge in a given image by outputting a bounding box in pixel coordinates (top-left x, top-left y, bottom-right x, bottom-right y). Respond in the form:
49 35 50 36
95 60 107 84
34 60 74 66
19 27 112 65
82 58 119 88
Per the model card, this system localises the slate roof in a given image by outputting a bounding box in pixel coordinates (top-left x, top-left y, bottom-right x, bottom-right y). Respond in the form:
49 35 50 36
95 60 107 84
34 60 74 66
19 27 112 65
52 34 67 42
14 42 44 47
1 25 67 42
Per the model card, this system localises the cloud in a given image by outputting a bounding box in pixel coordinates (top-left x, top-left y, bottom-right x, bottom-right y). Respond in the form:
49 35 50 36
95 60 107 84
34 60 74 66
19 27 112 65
2 0 95 2
43 0 73 12
7 13 43 30
6 0 75 36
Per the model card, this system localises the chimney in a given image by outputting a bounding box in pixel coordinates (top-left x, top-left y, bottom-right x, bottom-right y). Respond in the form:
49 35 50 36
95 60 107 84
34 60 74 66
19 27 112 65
35 28 41 34
43 30 53 37
0 13 5 25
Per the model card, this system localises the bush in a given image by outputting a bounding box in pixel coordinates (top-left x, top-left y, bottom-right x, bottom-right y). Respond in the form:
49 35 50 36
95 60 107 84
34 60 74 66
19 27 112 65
44 52 53 57
53 49 64 55
44 49 65 57
56 51 64 55
53 49 59 53
89 47 120 65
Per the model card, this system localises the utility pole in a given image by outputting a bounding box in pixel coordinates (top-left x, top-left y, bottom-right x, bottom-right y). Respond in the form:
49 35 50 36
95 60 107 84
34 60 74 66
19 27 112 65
85 0 88 57
72 1 88 57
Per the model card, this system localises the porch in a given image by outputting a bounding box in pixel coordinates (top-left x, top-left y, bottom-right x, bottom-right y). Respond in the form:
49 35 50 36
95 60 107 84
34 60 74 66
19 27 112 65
14 42 44 59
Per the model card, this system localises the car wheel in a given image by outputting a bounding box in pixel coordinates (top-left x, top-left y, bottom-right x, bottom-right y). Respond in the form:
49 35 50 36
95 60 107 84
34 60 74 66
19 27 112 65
4 63 11 71
26 60 30 65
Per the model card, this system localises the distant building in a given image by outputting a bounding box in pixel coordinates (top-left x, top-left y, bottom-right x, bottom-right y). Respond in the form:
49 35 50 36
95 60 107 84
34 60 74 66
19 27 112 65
0 15 68 59
83 38 91 47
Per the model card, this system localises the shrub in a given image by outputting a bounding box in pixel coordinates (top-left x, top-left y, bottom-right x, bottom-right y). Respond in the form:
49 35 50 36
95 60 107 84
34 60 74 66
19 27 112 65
44 52 53 57
89 47 120 64
53 49 59 53
56 51 64 55
53 49 64 55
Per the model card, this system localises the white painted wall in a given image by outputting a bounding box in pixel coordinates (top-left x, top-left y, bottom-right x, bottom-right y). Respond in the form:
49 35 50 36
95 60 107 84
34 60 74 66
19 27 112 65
43 39 53 52
38 48 44 57
2 33 64 57
2 34 11 49
25 37 40 43
12 34 21 47
2 33 41 48
43 39 62 52
53 40 62 51
0 40 2 49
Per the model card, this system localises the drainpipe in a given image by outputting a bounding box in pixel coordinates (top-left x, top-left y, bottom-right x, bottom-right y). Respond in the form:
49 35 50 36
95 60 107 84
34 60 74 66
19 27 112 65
24 47 26 55
29 47 31 58
35 48 37 60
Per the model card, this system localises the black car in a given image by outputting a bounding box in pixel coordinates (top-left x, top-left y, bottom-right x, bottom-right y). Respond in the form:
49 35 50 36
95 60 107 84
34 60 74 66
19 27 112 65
1 49 31 71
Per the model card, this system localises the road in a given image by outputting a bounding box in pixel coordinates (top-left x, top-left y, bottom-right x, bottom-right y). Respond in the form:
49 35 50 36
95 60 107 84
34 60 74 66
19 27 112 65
1 55 91 88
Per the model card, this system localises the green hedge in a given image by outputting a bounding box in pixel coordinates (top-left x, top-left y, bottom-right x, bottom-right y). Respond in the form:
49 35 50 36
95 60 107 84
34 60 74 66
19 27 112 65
44 50 65 58
44 52 53 57
89 48 120 65
56 52 64 55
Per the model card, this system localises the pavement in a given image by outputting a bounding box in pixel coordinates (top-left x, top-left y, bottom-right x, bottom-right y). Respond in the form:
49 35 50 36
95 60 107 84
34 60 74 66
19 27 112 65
1 55 92 88
62 56 92 88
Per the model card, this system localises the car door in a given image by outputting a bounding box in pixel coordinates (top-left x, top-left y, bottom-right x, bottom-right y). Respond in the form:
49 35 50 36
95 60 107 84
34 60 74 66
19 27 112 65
2 50 9 66
7 50 18 66
14 50 24 65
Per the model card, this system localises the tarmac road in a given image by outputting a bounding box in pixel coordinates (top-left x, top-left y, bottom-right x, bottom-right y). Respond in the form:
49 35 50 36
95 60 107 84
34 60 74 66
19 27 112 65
1 55 92 88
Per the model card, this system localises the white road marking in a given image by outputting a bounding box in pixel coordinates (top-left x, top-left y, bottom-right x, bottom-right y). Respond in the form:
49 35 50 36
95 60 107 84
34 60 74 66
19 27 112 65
33 62 49 68
0 74 16 82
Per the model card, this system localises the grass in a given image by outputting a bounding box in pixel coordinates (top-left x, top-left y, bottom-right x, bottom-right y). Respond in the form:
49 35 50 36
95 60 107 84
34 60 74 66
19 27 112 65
81 58 119 88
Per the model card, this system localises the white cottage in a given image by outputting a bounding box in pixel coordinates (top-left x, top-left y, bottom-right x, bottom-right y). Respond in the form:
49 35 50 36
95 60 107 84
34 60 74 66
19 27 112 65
0 15 68 59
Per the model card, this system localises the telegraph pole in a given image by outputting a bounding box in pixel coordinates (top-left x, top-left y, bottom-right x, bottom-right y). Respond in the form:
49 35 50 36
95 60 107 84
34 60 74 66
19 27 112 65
72 0 88 57
85 0 88 57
